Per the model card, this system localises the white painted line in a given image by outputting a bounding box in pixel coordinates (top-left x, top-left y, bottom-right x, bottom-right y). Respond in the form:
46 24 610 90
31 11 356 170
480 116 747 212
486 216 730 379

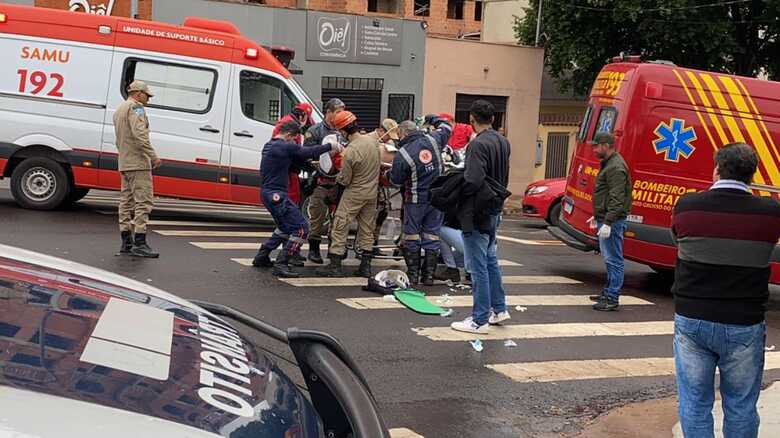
86 196 265 211
148 220 260 228
487 352 780 383
80 337 170 381
91 298 173 355
497 235 565 246
159 230 272 237
97 206 271 216
193 242 299 249
412 321 674 341
338 294 653 310
389 428 425 438
500 275 581 284
279 275 579 287
232 257 521 268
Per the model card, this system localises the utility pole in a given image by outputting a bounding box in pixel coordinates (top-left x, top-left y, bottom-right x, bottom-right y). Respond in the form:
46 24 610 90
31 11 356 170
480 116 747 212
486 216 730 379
535 0 543 46
131 0 138 18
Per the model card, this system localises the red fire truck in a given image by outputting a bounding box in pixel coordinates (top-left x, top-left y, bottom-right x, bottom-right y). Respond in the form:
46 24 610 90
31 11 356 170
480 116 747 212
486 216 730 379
549 56 780 284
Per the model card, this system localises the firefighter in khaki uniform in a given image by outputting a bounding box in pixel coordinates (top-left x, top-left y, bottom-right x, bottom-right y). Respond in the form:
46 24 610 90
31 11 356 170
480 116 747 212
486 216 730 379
316 111 381 278
114 80 161 258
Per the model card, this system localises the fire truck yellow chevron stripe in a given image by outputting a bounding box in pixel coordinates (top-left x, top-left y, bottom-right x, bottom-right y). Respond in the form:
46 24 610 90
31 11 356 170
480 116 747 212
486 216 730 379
698 73 770 192
699 74 747 142
672 69 718 151
684 71 730 145
719 76 780 186
734 78 780 165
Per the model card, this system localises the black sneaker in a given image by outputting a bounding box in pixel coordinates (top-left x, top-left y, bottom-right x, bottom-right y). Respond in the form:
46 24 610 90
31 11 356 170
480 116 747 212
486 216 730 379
289 253 306 267
593 298 619 311
272 262 300 278
589 293 605 302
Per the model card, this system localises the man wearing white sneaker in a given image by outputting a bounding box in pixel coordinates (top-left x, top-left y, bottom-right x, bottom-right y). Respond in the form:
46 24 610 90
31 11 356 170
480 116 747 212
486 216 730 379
450 100 512 334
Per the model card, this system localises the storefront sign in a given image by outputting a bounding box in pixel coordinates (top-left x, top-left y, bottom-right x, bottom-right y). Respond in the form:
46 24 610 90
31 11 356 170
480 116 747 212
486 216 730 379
306 11 402 66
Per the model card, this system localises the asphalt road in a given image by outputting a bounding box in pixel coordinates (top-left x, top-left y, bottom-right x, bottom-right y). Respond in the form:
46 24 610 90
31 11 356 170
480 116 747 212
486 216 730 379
1 183 778 438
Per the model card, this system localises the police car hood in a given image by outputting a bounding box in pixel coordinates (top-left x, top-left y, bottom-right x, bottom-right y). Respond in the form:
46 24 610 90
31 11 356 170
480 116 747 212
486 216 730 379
0 244 321 437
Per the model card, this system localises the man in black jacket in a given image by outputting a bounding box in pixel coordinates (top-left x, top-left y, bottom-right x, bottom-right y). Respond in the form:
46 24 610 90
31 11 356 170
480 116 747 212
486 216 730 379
450 100 511 334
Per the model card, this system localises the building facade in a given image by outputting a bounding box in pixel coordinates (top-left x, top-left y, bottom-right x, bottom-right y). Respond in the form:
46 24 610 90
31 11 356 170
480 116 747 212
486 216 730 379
480 0 588 184
423 36 543 202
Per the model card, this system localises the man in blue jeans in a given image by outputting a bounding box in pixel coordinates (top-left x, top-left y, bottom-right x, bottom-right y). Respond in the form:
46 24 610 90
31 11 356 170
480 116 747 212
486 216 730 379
671 143 780 437
587 132 632 311
451 100 511 334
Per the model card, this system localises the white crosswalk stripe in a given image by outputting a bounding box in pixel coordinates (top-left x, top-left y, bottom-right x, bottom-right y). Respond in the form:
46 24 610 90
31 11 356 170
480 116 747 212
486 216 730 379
412 321 674 341
337 294 653 310
232 257 521 268
278 275 581 287
496 235 565 246
487 352 780 383
159 230 310 237
148 220 260 228
83 195 271 216
192 242 292 249
389 428 425 438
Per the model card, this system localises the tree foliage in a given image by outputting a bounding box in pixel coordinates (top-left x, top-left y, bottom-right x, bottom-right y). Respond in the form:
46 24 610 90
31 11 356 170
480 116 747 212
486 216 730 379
516 0 780 95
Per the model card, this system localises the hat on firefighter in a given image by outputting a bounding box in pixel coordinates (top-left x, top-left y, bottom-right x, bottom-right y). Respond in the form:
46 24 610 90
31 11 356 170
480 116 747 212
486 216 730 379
589 132 615 146
128 80 154 97
381 118 400 140
294 102 314 125
333 110 358 130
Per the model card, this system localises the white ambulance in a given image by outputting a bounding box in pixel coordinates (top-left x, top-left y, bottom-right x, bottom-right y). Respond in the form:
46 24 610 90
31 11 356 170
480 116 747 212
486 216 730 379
0 3 321 209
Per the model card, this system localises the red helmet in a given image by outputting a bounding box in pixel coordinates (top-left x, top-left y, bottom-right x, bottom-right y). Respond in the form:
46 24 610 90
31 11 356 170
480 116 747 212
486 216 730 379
333 110 358 130
294 102 313 124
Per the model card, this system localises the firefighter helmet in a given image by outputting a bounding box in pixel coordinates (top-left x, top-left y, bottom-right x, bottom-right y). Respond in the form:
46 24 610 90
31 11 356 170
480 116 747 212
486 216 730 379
332 110 358 130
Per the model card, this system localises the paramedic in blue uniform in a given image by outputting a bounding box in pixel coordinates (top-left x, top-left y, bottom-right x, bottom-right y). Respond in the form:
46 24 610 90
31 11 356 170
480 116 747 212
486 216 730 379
389 116 452 285
252 121 336 277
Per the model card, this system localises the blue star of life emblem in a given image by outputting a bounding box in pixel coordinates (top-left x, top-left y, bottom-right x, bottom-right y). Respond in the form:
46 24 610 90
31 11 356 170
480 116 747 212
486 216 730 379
653 118 697 162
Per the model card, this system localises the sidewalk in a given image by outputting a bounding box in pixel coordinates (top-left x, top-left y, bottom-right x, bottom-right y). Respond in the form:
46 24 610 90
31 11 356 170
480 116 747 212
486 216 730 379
672 382 780 437
574 382 780 437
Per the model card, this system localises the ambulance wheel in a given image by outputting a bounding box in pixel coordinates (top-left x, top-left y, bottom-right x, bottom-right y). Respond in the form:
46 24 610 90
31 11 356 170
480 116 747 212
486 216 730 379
66 188 90 204
546 202 562 228
10 157 71 210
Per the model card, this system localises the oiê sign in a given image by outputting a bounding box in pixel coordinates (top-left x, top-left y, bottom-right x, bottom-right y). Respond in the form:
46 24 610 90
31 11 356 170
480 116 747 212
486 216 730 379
68 0 116 15
306 11 403 66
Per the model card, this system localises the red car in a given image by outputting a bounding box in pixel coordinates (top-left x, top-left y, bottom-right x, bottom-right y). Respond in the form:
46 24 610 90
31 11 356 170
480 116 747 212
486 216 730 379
522 178 567 226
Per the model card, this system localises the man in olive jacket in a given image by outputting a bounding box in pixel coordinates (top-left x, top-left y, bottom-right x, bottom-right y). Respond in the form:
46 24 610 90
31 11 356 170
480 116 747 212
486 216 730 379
588 132 632 311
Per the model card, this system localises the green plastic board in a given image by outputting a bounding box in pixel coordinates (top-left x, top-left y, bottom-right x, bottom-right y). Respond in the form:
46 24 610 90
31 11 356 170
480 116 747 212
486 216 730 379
393 289 445 315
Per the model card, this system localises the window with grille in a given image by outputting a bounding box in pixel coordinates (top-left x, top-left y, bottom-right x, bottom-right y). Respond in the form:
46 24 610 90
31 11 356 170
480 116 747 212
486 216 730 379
414 0 430 16
388 94 414 122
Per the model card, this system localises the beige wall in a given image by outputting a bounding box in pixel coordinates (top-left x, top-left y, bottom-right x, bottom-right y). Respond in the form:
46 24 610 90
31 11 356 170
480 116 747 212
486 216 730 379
422 36 544 206
482 0 528 43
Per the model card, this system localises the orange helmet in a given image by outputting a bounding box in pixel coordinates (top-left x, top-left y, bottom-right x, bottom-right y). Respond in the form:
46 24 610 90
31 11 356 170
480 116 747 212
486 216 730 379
333 110 358 130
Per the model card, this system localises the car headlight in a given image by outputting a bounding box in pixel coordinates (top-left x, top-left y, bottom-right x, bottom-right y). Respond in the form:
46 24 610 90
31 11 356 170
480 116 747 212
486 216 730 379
526 186 549 195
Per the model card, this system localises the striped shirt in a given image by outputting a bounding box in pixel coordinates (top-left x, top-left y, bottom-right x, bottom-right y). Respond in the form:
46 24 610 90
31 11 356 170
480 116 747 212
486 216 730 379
671 185 780 325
